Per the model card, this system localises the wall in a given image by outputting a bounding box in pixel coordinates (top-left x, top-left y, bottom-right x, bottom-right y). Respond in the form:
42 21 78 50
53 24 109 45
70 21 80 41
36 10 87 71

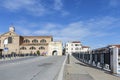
48 41 62 56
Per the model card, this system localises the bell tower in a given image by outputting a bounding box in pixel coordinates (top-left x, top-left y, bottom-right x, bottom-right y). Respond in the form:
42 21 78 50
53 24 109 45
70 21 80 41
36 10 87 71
9 26 15 32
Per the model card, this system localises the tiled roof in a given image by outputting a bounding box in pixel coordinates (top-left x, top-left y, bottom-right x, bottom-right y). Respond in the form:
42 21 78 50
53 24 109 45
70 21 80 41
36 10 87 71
109 44 120 48
82 46 90 48
72 41 81 43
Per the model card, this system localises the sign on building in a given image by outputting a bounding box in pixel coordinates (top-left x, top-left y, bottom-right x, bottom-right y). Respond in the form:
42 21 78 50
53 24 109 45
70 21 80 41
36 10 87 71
4 48 8 52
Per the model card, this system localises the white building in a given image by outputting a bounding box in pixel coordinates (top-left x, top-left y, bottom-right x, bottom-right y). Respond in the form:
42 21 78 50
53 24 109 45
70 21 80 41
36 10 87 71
81 46 90 53
65 41 90 55
48 41 63 56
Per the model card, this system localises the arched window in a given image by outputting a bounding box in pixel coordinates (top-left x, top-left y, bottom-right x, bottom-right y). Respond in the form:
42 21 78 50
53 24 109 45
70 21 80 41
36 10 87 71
20 47 27 50
8 37 12 43
4 38 8 45
40 39 46 43
23 39 30 43
30 46 36 50
39 46 45 50
32 39 38 43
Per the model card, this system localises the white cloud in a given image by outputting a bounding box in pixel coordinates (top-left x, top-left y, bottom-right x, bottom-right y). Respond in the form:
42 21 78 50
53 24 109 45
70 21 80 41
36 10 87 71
15 16 120 44
53 0 69 16
43 23 58 29
2 0 34 10
15 26 32 35
54 0 63 10
61 10 70 16
85 16 120 30
1 0 69 16
1 0 46 16
109 0 120 7
33 30 49 35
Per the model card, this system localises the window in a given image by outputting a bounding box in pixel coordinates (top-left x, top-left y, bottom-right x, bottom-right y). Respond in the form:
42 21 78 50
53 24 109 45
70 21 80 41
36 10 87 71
32 39 38 43
75 44 80 46
119 49 120 56
23 39 30 43
8 37 12 43
4 39 8 44
30 46 36 50
20 47 26 50
75 47 79 50
66 44 68 46
71 48 73 50
40 39 46 43
39 46 45 50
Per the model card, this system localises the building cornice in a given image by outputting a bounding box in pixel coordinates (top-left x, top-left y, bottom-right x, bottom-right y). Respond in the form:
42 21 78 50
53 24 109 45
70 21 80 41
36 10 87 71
22 36 53 38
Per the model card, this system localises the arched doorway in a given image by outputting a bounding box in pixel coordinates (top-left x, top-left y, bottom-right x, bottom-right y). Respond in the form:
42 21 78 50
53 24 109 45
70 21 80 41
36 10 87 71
52 50 58 56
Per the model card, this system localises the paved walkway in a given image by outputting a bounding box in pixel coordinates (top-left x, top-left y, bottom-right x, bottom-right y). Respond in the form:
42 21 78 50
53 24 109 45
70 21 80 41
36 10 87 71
0 56 33 62
63 55 120 80
0 57 23 61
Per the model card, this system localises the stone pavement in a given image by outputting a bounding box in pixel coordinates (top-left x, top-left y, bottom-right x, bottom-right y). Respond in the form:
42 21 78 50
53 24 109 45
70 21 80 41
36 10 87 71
0 56 32 62
63 55 120 80
0 57 21 61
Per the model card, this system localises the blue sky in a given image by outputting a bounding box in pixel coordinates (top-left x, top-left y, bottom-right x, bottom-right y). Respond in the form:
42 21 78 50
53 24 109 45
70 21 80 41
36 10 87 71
0 0 120 49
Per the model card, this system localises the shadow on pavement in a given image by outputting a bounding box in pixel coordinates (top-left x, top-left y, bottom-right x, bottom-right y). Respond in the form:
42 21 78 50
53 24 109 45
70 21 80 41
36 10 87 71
75 62 89 67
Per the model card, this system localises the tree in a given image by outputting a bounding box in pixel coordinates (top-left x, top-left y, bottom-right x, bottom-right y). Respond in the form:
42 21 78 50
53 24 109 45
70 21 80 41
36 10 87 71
37 50 40 56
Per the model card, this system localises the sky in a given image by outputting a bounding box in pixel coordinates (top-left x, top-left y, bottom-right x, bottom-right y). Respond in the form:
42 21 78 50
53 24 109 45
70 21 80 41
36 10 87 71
0 0 120 49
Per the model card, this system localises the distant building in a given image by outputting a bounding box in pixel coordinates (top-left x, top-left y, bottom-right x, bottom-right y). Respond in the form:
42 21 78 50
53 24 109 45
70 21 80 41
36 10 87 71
48 41 63 56
65 41 90 55
81 46 90 53
0 26 62 56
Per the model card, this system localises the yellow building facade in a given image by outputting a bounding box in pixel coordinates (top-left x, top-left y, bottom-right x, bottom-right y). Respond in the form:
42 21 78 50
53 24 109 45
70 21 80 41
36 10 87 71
0 27 54 56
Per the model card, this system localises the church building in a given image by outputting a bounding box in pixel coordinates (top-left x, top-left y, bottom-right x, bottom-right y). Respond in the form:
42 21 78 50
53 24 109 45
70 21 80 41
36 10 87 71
0 26 62 56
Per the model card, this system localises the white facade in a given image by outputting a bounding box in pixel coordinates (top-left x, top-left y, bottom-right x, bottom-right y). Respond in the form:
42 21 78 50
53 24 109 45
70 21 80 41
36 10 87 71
81 46 90 52
110 46 120 74
65 41 90 55
48 41 63 56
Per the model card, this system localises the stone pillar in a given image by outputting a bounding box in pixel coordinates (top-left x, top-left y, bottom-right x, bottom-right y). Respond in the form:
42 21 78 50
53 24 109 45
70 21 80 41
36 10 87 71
112 48 120 74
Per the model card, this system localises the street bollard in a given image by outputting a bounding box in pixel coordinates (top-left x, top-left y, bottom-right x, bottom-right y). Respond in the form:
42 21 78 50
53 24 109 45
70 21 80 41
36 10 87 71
67 54 70 64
